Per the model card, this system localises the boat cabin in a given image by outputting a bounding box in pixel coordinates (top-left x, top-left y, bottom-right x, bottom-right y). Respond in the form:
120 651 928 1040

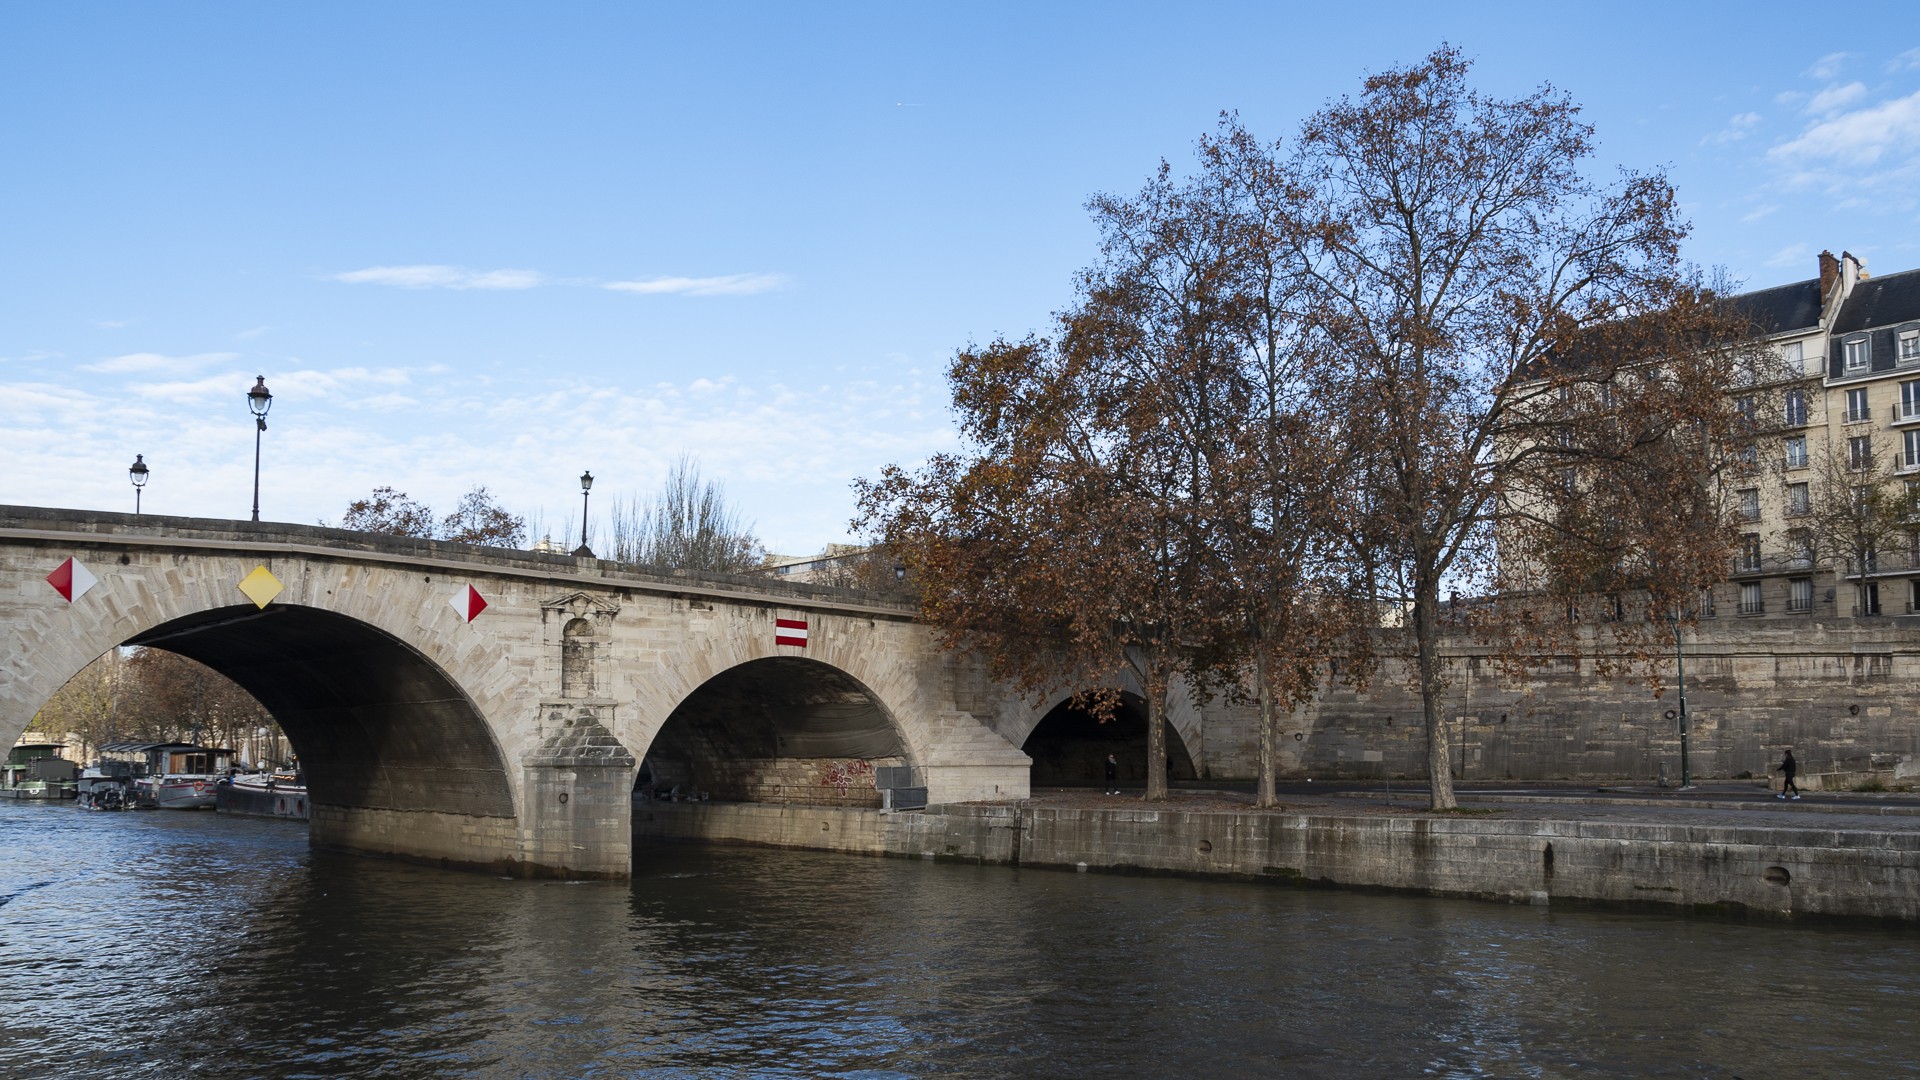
97 742 235 777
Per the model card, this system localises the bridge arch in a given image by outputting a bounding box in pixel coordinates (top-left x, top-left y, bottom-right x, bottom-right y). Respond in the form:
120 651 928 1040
638 655 910 806
125 604 516 821
1019 690 1199 788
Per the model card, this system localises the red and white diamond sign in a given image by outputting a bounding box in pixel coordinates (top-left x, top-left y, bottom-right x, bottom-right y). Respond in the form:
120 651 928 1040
450 584 488 622
46 558 99 603
775 617 808 647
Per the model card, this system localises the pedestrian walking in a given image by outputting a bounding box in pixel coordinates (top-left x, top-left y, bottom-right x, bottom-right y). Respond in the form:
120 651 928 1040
1777 748 1801 800
1104 753 1119 795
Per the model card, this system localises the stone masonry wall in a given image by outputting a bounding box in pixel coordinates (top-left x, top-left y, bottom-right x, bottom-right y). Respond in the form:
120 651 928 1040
1184 619 1920 784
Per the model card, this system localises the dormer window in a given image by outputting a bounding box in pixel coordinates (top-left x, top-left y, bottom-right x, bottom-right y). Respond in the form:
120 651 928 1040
1845 337 1871 371
1902 329 1919 362
1781 340 1804 366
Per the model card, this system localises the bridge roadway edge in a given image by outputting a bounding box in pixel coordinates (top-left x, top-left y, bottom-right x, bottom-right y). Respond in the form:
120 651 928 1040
633 800 1920 924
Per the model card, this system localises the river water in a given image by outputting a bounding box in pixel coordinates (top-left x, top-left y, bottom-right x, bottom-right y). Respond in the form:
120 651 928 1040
2 801 1918 1079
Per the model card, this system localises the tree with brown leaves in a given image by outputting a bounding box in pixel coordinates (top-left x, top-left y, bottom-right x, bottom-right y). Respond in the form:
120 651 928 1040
1279 46 1773 808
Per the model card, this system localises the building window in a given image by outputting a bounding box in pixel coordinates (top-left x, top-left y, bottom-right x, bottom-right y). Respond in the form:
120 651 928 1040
1738 533 1762 573
1735 395 1756 426
1850 435 1874 470
1845 388 1871 423
1783 388 1808 426
1699 588 1716 619
1902 330 1919 362
1911 579 1920 614
1785 436 1808 470
1737 487 1760 521
1787 527 1814 568
1734 444 1759 474
1846 337 1871 371
1782 340 1805 367
1903 380 1920 422
1863 580 1882 616
1787 482 1810 517
1906 429 1920 472
1739 580 1764 615
1788 577 1813 612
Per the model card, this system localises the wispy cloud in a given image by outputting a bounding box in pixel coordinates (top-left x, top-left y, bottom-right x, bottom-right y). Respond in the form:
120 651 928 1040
1805 81 1867 115
79 351 238 376
1764 244 1812 268
1807 52 1850 80
235 325 271 341
1770 89 1920 167
331 265 544 290
603 273 790 297
1895 48 1920 73
1703 111 1762 145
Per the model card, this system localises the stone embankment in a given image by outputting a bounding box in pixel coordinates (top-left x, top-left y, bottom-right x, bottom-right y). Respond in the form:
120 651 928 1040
634 790 1920 924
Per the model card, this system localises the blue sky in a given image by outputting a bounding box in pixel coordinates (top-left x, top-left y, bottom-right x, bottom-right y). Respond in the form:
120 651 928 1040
3 3 1917 555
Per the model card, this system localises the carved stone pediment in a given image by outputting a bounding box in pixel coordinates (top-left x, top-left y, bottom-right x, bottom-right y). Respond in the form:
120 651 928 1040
540 591 621 624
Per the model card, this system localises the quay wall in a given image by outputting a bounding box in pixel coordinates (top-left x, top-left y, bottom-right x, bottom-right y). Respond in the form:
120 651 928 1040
633 801 1920 923
1175 620 1920 784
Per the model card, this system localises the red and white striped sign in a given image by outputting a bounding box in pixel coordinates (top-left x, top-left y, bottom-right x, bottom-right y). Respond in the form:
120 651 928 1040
46 557 99 603
450 584 489 622
775 617 808 647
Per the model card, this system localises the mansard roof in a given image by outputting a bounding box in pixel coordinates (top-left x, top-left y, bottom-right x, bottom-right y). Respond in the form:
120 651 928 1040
1726 277 1823 337
1832 267 1920 334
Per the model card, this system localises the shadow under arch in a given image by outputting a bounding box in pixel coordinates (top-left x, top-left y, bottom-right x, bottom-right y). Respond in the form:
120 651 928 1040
1023 691 1197 787
638 656 909 806
126 604 516 819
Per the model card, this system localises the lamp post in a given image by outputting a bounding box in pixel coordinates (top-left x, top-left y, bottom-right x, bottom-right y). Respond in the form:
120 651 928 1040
128 454 149 515
247 376 273 522
1667 608 1692 789
573 470 594 557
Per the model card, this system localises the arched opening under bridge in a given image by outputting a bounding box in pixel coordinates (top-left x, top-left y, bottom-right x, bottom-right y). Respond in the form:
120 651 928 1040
639 657 909 808
1022 691 1197 788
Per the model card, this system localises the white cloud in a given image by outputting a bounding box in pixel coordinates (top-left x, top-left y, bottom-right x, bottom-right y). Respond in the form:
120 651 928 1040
1764 244 1811 268
1807 52 1850 80
1739 204 1780 223
1805 81 1867 115
235 325 271 340
1892 47 1920 73
79 351 238 376
1770 89 1920 166
1702 111 1762 145
603 273 790 297
331 265 544 290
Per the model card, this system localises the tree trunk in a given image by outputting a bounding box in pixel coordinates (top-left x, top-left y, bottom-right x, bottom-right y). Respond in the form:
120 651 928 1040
1254 650 1278 808
1144 673 1170 801
1413 575 1457 810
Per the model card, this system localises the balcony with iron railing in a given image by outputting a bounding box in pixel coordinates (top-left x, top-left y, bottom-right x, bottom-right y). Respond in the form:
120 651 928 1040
1895 400 1920 426
1736 597 1766 615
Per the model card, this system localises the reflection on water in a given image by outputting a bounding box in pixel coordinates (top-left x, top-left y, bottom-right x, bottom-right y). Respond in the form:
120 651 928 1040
2 799 1918 1078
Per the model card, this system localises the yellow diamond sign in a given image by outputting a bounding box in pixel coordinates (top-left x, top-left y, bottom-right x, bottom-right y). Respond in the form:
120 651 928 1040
237 565 284 609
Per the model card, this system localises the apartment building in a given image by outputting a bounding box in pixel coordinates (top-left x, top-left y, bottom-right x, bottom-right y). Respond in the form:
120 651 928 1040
1720 250 1920 621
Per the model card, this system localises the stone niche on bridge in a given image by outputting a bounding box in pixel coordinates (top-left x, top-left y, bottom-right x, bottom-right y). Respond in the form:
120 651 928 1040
520 591 634 878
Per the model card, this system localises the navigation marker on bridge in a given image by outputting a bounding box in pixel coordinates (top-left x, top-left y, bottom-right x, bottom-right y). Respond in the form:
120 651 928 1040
775 617 808 647
45 557 99 603
237 565 284 609
451 584 488 622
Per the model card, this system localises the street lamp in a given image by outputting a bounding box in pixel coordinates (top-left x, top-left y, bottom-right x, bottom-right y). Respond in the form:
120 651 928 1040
247 376 273 522
128 454 149 515
573 470 594 557
1666 607 1692 789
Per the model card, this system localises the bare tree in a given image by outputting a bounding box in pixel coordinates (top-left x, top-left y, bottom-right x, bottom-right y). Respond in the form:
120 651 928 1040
441 485 527 547
612 455 763 572
1800 442 1911 615
339 486 435 538
1261 46 1771 808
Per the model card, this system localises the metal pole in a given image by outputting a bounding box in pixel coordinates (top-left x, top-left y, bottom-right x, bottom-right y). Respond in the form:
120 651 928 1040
135 487 142 515
579 488 590 551
1676 617 1691 789
251 417 264 522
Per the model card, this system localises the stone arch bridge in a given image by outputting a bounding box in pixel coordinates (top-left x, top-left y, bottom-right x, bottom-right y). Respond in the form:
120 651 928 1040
0 507 1033 878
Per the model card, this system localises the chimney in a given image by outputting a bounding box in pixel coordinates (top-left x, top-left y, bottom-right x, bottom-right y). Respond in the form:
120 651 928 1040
1819 250 1839 300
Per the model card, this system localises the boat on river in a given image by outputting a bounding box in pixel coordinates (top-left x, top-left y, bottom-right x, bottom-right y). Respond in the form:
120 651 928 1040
95 742 235 809
1 743 78 800
215 771 308 820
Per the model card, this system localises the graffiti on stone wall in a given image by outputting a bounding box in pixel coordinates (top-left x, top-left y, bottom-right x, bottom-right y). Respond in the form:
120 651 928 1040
823 758 874 795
